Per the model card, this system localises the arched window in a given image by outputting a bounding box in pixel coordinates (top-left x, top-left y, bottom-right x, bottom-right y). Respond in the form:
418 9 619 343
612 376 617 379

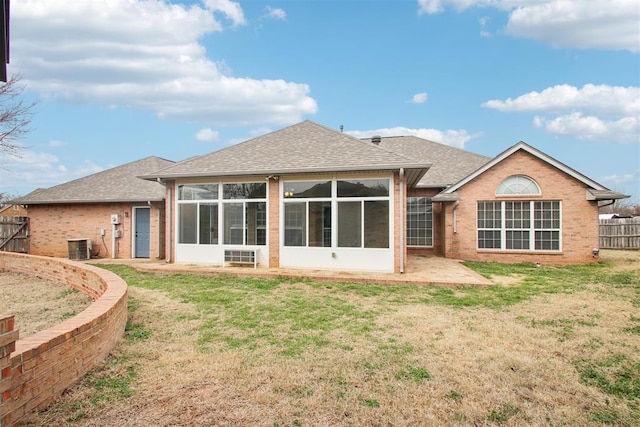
496 175 540 196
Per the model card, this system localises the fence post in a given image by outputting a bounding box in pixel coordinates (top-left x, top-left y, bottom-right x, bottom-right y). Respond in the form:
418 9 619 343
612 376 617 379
0 315 18 427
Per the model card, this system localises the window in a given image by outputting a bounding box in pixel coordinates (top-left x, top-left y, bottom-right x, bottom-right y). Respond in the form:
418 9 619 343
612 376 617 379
222 183 267 246
178 185 218 244
282 178 390 249
337 179 389 249
496 175 541 196
223 183 266 199
505 201 530 250
337 178 389 197
199 203 218 244
284 202 306 246
177 182 266 246
477 201 501 249
477 201 561 251
535 201 561 250
178 204 197 244
283 181 332 247
407 197 432 247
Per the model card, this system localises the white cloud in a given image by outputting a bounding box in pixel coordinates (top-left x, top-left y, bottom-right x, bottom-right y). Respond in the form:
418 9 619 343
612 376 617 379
264 6 287 21
12 0 317 126
479 16 491 38
533 113 640 143
347 127 479 149
483 84 640 116
484 84 640 142
249 127 273 137
409 92 428 104
195 128 220 142
204 0 246 27
0 150 104 196
598 170 640 201
418 0 640 52
599 170 639 187
46 140 67 148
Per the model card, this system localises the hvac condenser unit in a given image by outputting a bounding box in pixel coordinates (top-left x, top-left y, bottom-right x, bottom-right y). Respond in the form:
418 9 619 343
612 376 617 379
67 238 91 260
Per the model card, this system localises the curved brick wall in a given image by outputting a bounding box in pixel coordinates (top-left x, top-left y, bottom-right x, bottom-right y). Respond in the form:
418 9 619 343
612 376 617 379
0 253 128 426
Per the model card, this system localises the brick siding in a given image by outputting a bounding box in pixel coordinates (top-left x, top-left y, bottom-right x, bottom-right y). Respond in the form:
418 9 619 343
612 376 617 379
268 178 280 268
27 202 165 260
0 252 128 426
441 150 600 264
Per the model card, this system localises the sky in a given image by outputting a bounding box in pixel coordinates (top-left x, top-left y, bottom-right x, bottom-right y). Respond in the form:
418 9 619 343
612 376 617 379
0 0 639 203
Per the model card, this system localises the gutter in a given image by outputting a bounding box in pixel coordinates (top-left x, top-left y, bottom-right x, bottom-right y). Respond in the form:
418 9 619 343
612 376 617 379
399 168 405 274
140 164 431 181
452 201 459 234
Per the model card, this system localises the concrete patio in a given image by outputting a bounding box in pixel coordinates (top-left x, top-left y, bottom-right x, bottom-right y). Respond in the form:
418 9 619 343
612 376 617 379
93 254 492 287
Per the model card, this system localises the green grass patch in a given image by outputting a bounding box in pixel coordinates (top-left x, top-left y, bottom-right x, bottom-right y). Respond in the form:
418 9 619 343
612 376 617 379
575 354 640 400
125 320 152 341
590 409 622 425
447 390 463 401
362 398 380 408
395 366 431 382
85 360 136 405
487 402 519 423
92 261 640 359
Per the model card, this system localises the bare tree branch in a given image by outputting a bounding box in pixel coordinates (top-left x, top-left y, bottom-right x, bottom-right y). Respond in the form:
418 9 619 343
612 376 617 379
0 74 35 156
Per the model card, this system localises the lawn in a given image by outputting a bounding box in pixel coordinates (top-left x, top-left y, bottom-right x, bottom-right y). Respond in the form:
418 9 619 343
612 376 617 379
23 251 640 426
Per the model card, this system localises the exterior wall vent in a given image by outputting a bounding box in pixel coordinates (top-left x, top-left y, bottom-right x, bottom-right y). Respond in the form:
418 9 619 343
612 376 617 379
371 135 381 145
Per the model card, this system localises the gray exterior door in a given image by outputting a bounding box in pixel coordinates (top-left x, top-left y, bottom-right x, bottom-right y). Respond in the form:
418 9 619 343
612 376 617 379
135 208 150 258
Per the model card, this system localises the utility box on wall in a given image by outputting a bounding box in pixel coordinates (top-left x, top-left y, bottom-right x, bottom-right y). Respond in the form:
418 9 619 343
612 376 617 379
68 238 91 260
110 214 121 225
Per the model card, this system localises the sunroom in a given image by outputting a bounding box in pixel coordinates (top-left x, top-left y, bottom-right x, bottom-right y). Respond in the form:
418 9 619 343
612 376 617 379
175 181 268 265
279 174 395 272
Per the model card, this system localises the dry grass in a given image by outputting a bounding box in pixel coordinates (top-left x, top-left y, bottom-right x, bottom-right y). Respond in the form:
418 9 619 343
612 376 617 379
0 272 92 337
13 250 640 426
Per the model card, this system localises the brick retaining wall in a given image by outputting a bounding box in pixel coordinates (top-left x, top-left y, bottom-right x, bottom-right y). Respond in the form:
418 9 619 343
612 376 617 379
0 253 128 426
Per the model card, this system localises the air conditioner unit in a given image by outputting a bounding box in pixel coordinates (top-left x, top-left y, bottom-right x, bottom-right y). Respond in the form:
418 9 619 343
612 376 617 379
110 214 121 225
68 238 91 260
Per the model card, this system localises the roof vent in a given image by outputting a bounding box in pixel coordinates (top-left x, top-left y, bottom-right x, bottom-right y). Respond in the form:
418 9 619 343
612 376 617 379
371 135 381 145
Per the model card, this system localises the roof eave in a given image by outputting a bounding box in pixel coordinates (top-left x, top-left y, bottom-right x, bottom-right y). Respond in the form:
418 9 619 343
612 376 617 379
17 197 165 205
586 189 630 201
432 192 460 202
142 164 431 182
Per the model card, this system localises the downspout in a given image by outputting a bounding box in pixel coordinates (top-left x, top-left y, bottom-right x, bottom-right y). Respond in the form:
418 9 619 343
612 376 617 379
453 201 459 234
159 177 172 263
167 185 172 263
399 168 405 274
111 222 117 259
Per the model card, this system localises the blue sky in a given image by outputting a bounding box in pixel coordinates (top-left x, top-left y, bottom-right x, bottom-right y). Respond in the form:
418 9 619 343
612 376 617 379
1 0 639 202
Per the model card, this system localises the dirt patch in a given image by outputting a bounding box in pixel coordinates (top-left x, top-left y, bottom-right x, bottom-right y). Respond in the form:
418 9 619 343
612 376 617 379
0 272 93 338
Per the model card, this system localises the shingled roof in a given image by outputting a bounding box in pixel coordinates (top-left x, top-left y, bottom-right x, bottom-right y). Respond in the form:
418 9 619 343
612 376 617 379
143 121 431 187
375 136 490 188
14 156 174 204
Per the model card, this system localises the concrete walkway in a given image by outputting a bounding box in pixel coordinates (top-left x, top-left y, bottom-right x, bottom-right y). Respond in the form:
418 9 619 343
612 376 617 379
95 255 492 287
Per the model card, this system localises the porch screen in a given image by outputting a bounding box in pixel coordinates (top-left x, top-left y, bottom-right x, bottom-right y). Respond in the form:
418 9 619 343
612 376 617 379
283 180 331 247
178 184 218 245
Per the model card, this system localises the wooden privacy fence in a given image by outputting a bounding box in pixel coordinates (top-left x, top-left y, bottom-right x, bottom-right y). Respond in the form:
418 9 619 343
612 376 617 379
0 216 28 253
599 218 640 249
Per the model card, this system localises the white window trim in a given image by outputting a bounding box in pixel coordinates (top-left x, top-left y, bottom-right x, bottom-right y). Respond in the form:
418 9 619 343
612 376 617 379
406 197 433 248
281 175 392 249
496 175 541 197
477 200 562 252
175 181 267 247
